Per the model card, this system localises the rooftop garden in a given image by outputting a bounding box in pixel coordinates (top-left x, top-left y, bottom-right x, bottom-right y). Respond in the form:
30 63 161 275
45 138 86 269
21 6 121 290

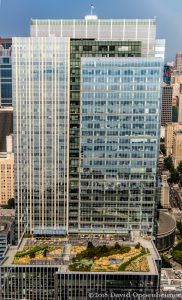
13 245 62 265
69 242 149 272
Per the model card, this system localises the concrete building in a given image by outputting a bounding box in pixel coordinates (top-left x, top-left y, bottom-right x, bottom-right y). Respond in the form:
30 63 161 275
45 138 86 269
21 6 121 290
172 74 182 85
165 122 182 156
178 93 182 123
0 154 14 206
172 131 182 168
0 135 14 206
160 175 170 209
161 269 182 294
161 85 173 126
176 53 182 72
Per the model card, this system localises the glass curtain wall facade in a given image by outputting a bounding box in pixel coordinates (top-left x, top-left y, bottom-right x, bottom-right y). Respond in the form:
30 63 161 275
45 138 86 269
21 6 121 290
69 40 141 232
0 39 12 107
11 18 164 237
12 37 70 240
79 58 163 234
56 272 160 300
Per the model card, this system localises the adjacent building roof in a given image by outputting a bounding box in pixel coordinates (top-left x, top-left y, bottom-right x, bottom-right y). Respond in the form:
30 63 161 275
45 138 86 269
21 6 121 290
157 211 176 237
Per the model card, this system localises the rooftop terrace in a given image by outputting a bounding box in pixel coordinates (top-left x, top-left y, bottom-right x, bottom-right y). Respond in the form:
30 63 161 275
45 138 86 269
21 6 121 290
1 232 160 275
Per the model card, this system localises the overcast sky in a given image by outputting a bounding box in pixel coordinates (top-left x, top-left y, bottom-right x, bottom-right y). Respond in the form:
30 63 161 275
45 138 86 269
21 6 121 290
0 0 181 61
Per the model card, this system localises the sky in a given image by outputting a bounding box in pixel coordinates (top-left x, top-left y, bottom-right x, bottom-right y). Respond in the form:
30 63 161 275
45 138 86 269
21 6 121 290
0 0 181 61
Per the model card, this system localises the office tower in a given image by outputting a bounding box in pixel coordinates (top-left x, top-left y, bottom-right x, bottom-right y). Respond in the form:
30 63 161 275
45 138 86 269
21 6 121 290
161 85 173 126
79 57 163 234
172 131 182 168
68 40 142 232
30 17 160 235
176 52 182 72
13 37 70 239
12 17 164 239
163 64 171 85
0 39 12 107
178 93 182 122
0 107 13 154
0 16 164 300
0 107 14 206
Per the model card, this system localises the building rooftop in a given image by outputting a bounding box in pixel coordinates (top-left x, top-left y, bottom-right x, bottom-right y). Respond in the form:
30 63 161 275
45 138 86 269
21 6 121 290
0 216 14 235
31 18 156 24
161 268 182 292
0 209 15 217
1 233 160 275
157 211 176 236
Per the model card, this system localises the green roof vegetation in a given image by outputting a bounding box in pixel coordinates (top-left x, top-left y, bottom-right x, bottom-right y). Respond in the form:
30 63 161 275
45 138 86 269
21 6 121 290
15 245 48 258
69 242 149 272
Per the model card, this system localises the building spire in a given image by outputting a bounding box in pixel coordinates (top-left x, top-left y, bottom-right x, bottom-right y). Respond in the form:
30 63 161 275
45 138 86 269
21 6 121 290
91 4 95 16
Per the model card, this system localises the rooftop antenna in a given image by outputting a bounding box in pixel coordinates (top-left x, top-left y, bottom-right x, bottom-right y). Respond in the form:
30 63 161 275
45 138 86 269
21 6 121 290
85 4 98 20
91 4 95 16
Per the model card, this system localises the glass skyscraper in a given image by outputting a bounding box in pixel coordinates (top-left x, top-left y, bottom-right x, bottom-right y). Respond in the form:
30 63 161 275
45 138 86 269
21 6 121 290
0 39 12 107
79 57 163 234
12 37 70 239
12 17 164 239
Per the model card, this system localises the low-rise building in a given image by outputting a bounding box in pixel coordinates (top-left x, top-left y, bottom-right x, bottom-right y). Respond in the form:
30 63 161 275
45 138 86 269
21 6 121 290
161 268 182 293
156 211 176 252
0 233 161 300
